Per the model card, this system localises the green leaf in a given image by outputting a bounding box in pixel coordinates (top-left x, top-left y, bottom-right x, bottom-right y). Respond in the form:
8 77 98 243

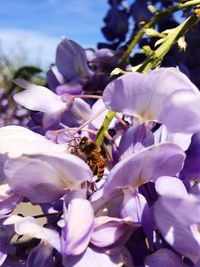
13 66 42 79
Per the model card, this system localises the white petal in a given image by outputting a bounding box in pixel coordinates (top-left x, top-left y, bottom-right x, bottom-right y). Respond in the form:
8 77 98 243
14 79 66 113
0 125 67 157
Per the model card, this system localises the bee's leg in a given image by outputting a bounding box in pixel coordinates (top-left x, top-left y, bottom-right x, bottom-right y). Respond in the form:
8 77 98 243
67 138 81 153
86 158 98 193
90 182 98 193
67 143 80 153
95 175 103 183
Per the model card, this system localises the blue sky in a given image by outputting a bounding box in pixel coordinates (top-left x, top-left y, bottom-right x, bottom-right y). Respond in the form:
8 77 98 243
0 0 108 68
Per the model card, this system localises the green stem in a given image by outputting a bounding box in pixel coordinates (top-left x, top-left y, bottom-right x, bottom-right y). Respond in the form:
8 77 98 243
138 13 199 72
95 111 116 146
96 2 200 146
120 0 200 66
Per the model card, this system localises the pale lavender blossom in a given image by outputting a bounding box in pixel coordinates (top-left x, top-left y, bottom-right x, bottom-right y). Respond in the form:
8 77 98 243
4 192 138 266
103 142 185 197
154 125 192 151
14 79 67 129
13 79 92 130
103 67 200 133
154 176 200 264
0 126 92 203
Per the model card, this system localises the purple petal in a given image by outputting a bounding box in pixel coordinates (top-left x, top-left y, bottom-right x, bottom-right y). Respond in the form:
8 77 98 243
104 143 185 197
56 81 83 95
103 67 198 122
61 98 92 127
155 176 188 198
181 132 200 179
0 125 67 158
154 125 192 151
46 65 65 91
90 188 124 218
91 216 137 247
14 79 66 114
61 198 94 255
161 90 200 133
154 195 200 263
90 99 117 129
4 154 92 203
144 248 190 267
121 189 155 250
1 259 26 266
121 190 146 223
4 215 61 252
26 242 54 267
63 247 133 267
0 225 12 266
0 184 22 215
131 0 152 23
56 38 92 82
118 123 154 159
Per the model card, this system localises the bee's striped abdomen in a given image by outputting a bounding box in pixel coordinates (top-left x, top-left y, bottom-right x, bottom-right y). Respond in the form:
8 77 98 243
87 150 105 182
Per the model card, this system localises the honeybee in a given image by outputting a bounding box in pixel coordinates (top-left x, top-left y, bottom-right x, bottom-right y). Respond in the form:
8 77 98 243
75 137 105 182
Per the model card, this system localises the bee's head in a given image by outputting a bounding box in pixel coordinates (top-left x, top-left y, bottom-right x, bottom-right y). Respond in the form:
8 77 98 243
79 137 89 149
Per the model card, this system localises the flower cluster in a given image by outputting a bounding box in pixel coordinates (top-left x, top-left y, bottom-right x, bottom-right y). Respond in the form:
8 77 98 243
0 1 200 266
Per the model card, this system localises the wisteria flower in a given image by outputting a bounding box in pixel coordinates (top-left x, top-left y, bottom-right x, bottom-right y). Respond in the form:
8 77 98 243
55 38 92 84
154 125 192 151
0 126 92 203
14 79 67 129
4 193 138 267
154 176 200 264
14 79 92 130
103 142 185 197
144 248 190 267
103 67 200 133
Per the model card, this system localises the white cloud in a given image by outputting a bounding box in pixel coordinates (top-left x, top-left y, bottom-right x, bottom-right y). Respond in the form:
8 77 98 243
0 28 60 69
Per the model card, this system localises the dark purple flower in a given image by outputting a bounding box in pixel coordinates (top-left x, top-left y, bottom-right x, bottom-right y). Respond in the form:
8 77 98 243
26 242 54 267
1 259 26 267
130 0 152 24
102 7 129 41
0 222 13 265
108 0 123 6
144 248 190 267
46 65 65 92
181 132 200 179
56 38 92 84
